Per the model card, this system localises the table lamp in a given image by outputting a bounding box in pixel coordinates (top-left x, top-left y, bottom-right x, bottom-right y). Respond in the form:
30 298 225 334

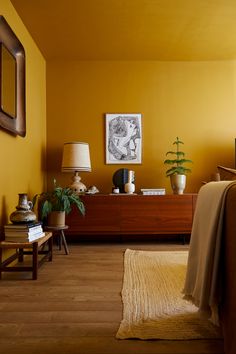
61 142 91 193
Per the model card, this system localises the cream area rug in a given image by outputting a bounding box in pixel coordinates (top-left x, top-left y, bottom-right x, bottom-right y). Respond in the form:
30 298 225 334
116 249 222 340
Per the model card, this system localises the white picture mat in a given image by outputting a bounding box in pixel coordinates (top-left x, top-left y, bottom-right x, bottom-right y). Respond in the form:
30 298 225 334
105 113 142 164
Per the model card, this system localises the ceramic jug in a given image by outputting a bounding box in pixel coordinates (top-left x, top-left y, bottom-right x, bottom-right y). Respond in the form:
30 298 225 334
10 193 37 223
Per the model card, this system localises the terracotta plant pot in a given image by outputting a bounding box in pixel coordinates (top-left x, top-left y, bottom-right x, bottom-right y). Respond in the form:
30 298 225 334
48 211 65 227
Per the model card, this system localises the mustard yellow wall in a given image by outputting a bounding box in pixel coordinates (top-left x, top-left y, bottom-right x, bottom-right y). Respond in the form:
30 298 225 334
0 0 46 233
46 60 236 194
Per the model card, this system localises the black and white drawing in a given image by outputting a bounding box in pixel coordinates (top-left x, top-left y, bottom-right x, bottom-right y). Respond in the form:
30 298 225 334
105 113 142 164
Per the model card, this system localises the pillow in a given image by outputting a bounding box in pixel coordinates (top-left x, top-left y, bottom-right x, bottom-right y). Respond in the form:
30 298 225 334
217 165 236 181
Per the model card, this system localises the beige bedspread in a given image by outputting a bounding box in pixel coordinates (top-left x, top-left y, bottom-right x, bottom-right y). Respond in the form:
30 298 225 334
183 181 236 325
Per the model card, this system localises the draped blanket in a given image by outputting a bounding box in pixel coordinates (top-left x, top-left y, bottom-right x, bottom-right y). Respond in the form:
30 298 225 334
183 181 236 325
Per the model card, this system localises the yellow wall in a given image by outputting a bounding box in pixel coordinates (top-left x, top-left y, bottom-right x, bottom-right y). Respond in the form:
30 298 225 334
46 60 236 194
0 0 46 233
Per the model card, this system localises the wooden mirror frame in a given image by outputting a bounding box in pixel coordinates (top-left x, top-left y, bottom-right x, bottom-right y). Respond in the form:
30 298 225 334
0 16 26 137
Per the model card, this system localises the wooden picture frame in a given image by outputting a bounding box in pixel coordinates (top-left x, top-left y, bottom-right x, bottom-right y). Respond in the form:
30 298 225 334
0 16 26 137
105 113 142 164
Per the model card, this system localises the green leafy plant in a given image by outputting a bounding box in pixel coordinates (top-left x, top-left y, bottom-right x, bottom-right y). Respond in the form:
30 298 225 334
33 179 85 220
164 137 193 177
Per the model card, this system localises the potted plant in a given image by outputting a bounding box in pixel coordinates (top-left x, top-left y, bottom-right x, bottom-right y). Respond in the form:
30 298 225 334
33 179 85 227
164 137 193 194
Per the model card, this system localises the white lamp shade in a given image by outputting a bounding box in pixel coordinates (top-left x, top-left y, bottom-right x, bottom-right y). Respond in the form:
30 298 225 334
61 142 91 172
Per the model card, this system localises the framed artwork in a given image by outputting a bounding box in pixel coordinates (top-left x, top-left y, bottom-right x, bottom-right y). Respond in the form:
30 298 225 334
0 16 26 137
105 113 142 164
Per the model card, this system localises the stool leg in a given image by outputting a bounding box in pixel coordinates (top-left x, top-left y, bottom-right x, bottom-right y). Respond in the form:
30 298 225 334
58 233 62 250
60 230 69 255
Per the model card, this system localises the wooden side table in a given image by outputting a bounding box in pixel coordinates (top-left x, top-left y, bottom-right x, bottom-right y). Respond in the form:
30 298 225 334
0 232 53 280
44 225 69 255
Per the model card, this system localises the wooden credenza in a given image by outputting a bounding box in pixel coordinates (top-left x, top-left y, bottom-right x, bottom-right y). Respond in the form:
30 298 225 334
65 194 197 239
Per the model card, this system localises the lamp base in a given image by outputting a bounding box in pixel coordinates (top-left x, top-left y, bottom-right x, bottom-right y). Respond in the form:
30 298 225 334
70 172 87 194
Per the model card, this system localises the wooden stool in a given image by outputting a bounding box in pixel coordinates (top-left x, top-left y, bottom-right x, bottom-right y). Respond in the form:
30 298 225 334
44 225 69 255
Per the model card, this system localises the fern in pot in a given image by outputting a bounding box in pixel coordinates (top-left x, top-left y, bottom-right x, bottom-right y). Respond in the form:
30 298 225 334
164 137 193 194
33 179 85 227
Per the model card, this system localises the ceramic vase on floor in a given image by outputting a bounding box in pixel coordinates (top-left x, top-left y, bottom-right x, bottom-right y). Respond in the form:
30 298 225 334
170 174 186 195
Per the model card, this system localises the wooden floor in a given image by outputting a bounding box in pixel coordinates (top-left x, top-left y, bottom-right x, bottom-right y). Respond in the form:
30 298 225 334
0 241 224 354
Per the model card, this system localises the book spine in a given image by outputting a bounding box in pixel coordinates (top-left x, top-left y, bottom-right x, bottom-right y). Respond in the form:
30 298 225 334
4 221 42 230
142 191 166 195
4 226 43 237
5 231 45 242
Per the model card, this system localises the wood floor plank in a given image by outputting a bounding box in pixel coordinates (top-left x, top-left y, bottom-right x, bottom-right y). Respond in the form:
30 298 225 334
0 310 122 323
0 323 120 338
0 337 224 354
0 301 122 312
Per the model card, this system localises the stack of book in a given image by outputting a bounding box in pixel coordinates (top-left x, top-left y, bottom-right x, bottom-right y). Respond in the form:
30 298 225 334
4 222 45 242
141 188 166 195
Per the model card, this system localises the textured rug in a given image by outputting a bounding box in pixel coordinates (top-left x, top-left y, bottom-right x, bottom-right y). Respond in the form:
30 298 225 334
116 249 222 340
